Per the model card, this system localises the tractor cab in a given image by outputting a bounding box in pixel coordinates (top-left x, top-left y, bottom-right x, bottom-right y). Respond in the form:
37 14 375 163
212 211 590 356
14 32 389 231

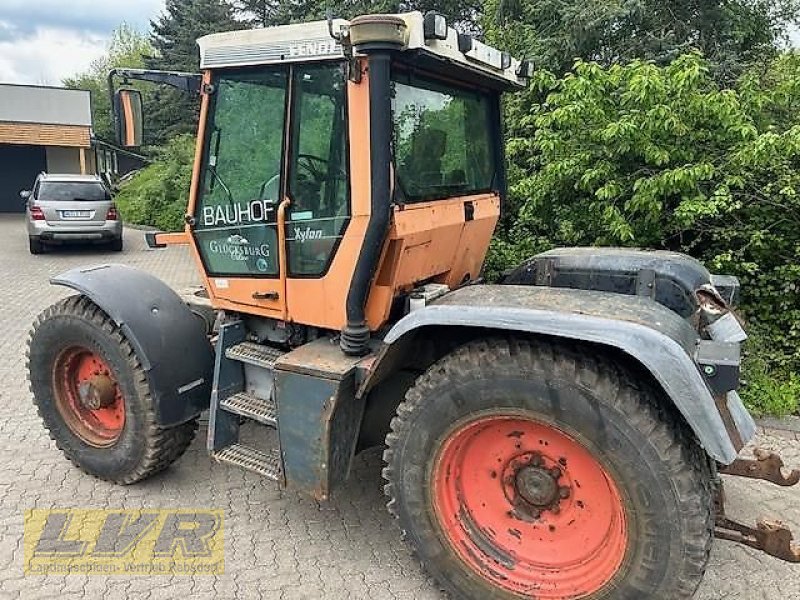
114 12 530 355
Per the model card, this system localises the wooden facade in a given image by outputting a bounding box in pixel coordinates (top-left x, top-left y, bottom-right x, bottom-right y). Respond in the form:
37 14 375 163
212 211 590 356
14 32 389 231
0 121 91 148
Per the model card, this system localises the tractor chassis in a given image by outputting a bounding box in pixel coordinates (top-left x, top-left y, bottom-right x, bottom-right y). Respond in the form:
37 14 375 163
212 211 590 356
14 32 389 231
715 448 800 562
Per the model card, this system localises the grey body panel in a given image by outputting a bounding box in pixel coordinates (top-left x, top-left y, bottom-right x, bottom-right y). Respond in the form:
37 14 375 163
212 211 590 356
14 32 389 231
274 339 366 500
384 285 754 464
51 264 214 426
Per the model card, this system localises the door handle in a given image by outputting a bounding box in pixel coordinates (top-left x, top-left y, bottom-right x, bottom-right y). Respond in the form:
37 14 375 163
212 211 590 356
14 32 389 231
252 291 280 301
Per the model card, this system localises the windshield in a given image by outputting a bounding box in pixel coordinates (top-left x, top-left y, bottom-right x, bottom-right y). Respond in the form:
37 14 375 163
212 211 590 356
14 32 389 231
193 64 351 280
38 181 110 202
194 68 288 277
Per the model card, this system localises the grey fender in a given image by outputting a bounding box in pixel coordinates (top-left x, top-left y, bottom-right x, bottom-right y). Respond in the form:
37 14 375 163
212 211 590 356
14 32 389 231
382 285 755 464
52 264 214 426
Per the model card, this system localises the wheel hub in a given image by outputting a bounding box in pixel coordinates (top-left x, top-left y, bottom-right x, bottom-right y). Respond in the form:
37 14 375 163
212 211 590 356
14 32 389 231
53 347 125 447
516 466 559 507
78 375 117 410
433 414 628 598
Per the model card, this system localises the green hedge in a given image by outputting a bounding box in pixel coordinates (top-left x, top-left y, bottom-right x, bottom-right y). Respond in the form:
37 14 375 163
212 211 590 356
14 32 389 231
490 52 800 415
115 134 195 233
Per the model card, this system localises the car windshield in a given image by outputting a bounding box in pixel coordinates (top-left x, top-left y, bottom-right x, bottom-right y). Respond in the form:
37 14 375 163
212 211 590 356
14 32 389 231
38 181 110 202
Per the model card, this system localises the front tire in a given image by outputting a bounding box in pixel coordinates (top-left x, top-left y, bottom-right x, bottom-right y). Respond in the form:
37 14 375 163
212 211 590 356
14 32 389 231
109 237 123 252
383 338 712 600
27 296 198 484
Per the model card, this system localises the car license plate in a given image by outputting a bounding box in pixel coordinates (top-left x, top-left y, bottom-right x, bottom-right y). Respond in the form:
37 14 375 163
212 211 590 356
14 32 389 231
61 210 91 219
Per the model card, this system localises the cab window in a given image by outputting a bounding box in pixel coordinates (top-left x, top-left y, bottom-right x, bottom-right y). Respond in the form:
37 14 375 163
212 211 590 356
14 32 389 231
194 68 288 277
392 73 497 203
286 63 350 277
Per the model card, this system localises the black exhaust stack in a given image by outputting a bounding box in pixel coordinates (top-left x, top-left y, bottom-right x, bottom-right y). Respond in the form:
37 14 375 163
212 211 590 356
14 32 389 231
340 21 402 355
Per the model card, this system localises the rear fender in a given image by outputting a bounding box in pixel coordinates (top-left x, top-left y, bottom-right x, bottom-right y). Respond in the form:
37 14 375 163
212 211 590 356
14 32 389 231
52 264 214 426
376 285 755 465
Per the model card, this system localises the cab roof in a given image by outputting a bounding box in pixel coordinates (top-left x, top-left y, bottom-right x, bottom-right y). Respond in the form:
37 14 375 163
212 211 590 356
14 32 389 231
197 12 525 90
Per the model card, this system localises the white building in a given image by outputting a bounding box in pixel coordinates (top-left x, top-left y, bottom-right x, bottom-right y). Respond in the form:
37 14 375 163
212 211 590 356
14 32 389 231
0 84 95 212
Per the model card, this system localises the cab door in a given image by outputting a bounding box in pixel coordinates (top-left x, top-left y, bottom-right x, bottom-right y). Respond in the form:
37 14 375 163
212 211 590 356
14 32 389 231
191 63 351 321
191 68 289 317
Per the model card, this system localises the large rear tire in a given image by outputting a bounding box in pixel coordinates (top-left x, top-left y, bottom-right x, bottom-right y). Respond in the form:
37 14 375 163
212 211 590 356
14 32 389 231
27 296 198 484
383 338 712 600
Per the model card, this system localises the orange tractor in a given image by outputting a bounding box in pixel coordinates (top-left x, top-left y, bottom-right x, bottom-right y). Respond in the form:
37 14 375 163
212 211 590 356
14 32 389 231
28 12 799 599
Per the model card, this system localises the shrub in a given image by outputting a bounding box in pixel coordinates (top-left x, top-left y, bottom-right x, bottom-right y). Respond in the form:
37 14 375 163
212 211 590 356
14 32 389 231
490 52 800 413
114 134 195 232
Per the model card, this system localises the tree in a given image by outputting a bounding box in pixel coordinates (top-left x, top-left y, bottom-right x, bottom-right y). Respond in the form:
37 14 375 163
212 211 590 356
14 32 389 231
145 0 241 145
234 1 482 31
63 24 152 142
233 1 291 27
484 0 800 81
485 53 800 413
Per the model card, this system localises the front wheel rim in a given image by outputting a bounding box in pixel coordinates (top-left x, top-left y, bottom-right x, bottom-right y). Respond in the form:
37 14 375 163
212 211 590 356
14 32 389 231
52 346 125 447
432 414 628 598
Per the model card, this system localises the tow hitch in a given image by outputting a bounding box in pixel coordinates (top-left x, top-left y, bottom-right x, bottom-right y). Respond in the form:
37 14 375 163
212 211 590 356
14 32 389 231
715 448 800 563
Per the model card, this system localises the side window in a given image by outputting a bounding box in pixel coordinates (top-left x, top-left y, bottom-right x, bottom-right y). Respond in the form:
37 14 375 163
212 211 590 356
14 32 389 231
286 64 349 277
392 74 497 203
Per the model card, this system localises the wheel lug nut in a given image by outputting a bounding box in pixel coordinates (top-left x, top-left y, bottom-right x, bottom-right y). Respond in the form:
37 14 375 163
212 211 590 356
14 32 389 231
550 505 560 515
550 467 562 479
559 486 571 499
531 453 543 467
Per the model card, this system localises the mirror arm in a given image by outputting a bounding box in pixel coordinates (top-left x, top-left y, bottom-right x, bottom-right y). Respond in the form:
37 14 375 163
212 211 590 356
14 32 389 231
107 68 202 99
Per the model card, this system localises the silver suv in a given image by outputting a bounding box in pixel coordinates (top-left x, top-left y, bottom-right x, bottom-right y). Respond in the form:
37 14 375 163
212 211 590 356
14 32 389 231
22 174 123 254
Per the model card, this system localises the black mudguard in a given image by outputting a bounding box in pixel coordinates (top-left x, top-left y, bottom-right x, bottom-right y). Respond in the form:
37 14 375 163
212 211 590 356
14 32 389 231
52 264 214 426
503 247 740 316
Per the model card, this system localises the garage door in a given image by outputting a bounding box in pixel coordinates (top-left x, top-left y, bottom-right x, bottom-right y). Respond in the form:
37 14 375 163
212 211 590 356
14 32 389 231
0 144 46 213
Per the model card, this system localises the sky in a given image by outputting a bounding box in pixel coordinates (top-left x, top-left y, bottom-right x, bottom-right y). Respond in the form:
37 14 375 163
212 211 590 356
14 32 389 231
0 2 798 87
0 0 164 86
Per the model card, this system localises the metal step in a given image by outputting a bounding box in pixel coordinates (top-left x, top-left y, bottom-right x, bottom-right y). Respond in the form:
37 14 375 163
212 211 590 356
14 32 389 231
225 342 285 370
220 391 277 426
212 444 282 480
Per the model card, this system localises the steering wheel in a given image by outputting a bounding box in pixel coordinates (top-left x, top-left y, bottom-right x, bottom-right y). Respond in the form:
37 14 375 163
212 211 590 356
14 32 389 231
297 153 346 182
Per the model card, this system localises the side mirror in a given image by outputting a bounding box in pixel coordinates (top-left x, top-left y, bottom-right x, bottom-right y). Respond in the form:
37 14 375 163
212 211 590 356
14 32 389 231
20 190 31 200
113 89 144 148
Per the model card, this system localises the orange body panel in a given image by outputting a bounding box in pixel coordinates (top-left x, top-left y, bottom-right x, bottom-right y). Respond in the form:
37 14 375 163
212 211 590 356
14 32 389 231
154 232 190 246
185 62 500 333
364 193 500 329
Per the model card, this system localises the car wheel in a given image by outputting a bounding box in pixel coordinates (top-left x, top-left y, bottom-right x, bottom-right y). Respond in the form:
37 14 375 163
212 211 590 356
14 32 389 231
110 237 123 252
29 237 45 255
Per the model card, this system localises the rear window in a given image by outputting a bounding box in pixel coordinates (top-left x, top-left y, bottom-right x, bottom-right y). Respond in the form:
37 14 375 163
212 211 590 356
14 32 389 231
38 181 110 202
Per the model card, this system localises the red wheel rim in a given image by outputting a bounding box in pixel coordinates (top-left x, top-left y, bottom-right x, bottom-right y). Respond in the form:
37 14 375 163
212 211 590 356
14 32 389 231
432 414 627 598
52 346 125 447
